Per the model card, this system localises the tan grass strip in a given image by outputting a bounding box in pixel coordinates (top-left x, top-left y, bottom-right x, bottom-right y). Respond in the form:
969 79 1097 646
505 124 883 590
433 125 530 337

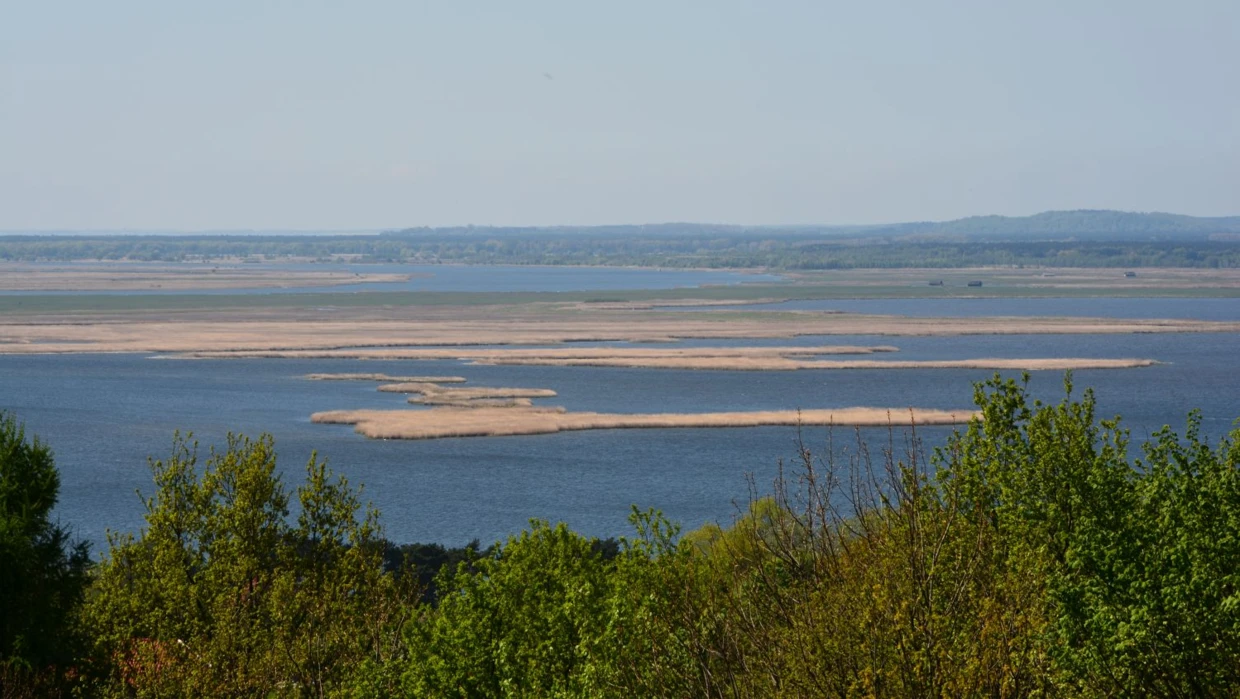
287 352 1152 372
370 381 558 405
419 398 537 409
0 264 408 292
311 406 977 440
306 373 467 383
4 314 1238 355
396 386 558 403
200 345 900 361
480 357 1158 371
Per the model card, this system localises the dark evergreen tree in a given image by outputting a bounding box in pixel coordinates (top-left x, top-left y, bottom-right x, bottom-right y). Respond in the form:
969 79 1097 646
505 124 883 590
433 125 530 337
0 412 89 690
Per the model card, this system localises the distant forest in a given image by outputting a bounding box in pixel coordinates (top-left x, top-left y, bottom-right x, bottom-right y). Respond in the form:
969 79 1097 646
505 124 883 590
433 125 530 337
4 210 1240 269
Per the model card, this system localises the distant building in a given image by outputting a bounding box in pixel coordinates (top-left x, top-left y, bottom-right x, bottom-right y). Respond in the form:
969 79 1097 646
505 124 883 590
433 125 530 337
967 281 983 287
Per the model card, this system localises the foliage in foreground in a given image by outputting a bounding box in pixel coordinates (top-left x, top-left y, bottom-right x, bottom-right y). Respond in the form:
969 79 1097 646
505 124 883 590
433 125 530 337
355 375 1240 698
2 376 1240 697
0 412 90 697
80 435 413 697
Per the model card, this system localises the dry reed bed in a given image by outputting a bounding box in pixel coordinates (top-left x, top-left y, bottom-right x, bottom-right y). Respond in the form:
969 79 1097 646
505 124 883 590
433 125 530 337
307 376 557 407
185 345 899 361
4 312 1237 355
238 346 1156 372
306 373 467 383
419 398 537 408
311 406 978 440
475 357 1159 371
373 384 559 404
0 265 407 292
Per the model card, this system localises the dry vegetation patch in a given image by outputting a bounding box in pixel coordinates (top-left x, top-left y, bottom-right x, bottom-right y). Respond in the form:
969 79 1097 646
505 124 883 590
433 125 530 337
0 263 408 291
377 384 559 404
311 406 977 440
307 374 466 384
306 373 467 383
2 305 1236 355
467 356 1157 371
254 346 1155 372
197 345 899 364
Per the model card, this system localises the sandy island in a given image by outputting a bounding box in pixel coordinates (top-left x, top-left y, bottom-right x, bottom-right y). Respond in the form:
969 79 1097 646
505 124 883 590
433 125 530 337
194 346 1157 372
3 265 1235 356
1 309 1234 355
0 263 409 292
376 383 559 404
304 376 977 440
306 373 467 383
310 406 978 440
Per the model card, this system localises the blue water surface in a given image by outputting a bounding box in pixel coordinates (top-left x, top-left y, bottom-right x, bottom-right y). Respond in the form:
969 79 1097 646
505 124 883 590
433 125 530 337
2 326 1236 552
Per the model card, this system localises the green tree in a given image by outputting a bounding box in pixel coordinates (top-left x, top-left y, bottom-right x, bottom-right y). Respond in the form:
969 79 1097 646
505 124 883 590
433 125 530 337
82 433 411 697
397 521 614 698
1048 413 1240 695
941 374 1240 696
0 412 89 694
589 508 732 698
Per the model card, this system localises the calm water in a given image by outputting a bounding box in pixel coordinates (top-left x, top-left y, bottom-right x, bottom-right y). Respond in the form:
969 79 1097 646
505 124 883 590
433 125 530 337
1 262 784 295
3 329 1237 552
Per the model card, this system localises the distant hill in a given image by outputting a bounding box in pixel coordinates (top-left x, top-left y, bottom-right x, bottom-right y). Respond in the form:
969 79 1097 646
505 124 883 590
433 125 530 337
869 210 1240 241
381 211 1240 242
3 210 1238 268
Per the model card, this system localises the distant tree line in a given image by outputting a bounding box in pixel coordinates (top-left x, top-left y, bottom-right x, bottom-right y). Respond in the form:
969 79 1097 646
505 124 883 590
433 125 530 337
3 376 1240 696
2 233 1238 269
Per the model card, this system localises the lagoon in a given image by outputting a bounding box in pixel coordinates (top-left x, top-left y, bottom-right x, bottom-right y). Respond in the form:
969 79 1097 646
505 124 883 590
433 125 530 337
2 326 1237 552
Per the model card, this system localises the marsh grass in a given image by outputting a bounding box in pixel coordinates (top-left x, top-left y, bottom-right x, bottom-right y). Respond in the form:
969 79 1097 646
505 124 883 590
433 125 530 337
310 406 975 440
4 308 1234 355
475 356 1157 371
209 346 1154 372
306 373 467 383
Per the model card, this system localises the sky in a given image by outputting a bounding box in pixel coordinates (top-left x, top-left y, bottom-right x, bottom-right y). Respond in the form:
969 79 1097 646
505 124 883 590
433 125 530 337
1 1 1237 230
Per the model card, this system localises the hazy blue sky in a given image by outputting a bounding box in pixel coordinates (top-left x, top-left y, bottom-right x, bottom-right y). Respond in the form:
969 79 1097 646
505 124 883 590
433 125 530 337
2 1 1237 229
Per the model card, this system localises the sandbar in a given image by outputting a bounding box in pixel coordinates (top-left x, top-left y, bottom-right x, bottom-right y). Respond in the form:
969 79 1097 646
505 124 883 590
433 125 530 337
374 383 559 404
206 346 1157 372
2 305 1236 356
310 406 978 440
306 373 467 383
471 357 1159 371
0 263 408 292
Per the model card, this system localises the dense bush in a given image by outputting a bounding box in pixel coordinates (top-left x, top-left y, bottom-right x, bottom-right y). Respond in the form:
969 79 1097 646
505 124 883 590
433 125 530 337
79 434 413 697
